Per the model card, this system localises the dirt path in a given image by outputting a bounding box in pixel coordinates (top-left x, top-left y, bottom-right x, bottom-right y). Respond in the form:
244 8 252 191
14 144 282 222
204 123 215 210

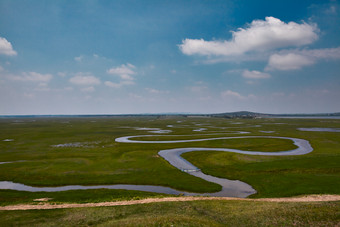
1 195 339 211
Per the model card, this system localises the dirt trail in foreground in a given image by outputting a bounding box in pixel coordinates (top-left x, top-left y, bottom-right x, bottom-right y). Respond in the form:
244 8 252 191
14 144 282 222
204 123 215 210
1 195 339 211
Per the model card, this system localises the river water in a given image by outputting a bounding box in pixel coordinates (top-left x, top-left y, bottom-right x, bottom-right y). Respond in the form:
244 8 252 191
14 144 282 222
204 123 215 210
0 132 313 197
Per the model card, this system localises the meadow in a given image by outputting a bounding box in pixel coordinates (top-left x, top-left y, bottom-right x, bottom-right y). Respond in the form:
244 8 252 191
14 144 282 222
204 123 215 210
0 116 339 225
1 200 339 226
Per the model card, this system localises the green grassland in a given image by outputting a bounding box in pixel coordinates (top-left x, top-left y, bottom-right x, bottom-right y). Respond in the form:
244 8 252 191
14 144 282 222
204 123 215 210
1 200 339 226
0 116 339 205
0 189 171 206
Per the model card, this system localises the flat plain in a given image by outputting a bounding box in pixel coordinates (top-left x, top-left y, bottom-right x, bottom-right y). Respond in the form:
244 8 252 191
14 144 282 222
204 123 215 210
0 116 339 226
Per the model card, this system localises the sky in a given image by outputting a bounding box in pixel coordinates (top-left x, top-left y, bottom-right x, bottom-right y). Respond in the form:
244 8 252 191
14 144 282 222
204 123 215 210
0 0 340 115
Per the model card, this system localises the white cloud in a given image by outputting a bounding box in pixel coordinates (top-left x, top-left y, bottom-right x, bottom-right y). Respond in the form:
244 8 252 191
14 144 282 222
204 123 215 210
69 73 101 86
299 47 340 59
179 17 318 57
105 80 134 88
145 88 169 94
105 63 137 88
11 72 53 82
221 90 256 100
74 55 83 62
266 53 314 71
221 90 246 100
119 74 134 81
107 63 136 78
242 70 271 79
146 88 161 94
104 81 121 88
266 47 340 71
0 37 17 56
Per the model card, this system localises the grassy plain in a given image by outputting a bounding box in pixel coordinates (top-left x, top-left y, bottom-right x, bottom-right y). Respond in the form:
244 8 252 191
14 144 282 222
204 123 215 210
0 116 339 205
1 200 339 226
183 118 340 198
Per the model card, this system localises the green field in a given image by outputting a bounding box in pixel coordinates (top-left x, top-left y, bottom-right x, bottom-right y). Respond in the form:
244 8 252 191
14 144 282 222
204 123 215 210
1 117 340 203
1 200 339 226
1 116 340 225
0 117 339 215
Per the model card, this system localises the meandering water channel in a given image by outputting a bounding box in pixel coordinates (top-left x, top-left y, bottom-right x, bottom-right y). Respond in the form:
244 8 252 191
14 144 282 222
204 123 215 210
0 132 313 197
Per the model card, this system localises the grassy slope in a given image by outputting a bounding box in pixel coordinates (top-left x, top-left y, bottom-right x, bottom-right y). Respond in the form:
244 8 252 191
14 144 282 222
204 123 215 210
0 200 339 226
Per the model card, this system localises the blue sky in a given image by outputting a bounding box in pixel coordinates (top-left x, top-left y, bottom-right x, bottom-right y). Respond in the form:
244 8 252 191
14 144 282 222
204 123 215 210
0 0 339 114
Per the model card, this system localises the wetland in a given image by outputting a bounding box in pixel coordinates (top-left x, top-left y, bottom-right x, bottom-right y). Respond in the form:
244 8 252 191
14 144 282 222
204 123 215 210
0 116 339 204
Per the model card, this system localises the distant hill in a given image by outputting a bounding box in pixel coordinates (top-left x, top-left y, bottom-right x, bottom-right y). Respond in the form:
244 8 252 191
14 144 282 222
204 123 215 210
1 111 340 119
190 111 340 119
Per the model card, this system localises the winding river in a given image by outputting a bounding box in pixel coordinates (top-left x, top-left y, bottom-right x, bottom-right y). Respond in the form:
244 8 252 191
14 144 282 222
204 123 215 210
0 132 313 198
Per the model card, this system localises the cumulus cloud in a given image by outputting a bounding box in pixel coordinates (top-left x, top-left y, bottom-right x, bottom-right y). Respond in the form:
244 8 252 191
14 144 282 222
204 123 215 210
0 37 17 56
242 70 271 79
11 72 53 82
69 73 101 86
266 47 340 71
179 17 318 57
106 63 137 88
107 63 136 79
